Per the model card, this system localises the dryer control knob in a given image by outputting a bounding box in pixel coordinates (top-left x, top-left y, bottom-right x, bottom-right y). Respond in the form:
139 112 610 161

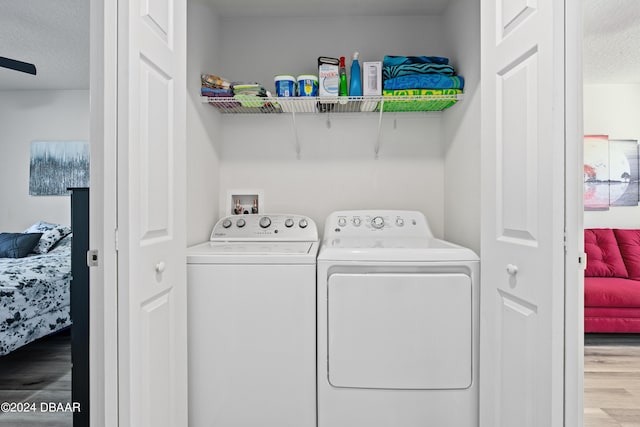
396 218 405 227
222 219 232 228
299 219 308 229
284 218 294 228
371 216 385 229
236 218 246 228
259 217 271 228
338 218 347 227
353 217 362 226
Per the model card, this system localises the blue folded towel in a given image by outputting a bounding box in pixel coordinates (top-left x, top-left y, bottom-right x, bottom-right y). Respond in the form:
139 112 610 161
383 55 450 67
201 87 233 97
383 74 465 90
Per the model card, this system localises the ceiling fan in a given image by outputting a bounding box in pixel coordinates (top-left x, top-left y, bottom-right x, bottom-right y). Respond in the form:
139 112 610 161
0 56 37 75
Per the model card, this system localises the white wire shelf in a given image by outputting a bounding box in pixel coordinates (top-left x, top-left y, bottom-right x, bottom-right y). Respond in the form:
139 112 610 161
201 94 463 114
200 93 464 159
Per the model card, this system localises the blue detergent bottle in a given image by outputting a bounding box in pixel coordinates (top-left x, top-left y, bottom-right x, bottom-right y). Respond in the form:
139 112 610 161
349 51 362 96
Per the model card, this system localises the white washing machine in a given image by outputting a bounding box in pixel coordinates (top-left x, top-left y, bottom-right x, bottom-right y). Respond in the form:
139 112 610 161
317 210 480 427
187 214 318 427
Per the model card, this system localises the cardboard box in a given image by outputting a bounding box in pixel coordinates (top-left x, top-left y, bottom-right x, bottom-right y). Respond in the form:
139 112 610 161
318 57 340 97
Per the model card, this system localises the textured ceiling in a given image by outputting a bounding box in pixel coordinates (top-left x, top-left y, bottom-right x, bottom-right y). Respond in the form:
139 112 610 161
0 0 89 90
0 0 637 90
583 0 640 83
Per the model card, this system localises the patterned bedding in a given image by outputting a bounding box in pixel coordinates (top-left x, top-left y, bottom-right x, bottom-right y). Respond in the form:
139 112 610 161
0 234 72 356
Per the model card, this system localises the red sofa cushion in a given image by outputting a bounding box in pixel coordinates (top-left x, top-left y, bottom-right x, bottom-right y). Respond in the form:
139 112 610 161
584 277 640 307
584 229 629 278
585 306 640 318
613 229 640 280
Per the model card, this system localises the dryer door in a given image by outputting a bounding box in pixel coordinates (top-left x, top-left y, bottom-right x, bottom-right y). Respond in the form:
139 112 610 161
327 272 472 389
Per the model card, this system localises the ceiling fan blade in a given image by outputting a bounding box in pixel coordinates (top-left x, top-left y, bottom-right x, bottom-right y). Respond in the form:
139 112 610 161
0 56 37 75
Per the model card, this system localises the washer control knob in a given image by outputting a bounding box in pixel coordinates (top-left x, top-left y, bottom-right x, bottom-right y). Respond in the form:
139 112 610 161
338 217 347 227
396 218 405 227
371 216 385 229
284 218 294 228
222 219 232 228
353 217 362 226
236 218 246 228
259 216 271 228
299 219 308 229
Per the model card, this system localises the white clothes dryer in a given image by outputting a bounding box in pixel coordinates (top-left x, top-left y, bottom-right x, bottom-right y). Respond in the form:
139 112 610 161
317 210 480 427
187 214 318 427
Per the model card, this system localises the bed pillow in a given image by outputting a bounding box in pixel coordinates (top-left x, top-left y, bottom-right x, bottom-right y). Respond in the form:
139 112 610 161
23 221 72 254
0 233 43 258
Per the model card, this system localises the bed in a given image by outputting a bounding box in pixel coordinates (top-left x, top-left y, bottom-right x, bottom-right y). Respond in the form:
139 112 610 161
0 222 72 356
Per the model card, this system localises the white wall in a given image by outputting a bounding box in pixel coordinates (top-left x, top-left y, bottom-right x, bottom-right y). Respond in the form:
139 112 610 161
186 0 223 245
213 13 454 237
0 90 89 230
217 15 447 95
442 0 481 254
583 84 640 228
220 113 446 235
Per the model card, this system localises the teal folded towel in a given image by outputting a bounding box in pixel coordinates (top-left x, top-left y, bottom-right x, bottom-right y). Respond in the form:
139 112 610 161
383 56 449 67
382 63 455 80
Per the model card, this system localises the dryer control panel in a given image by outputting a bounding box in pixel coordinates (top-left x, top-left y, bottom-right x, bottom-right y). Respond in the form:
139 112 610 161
324 210 434 238
210 214 318 242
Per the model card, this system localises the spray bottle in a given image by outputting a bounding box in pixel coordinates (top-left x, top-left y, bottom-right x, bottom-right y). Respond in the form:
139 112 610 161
349 51 362 97
339 56 348 97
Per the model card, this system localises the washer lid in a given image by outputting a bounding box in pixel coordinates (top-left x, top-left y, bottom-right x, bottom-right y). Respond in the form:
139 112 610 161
205 241 315 254
187 241 319 264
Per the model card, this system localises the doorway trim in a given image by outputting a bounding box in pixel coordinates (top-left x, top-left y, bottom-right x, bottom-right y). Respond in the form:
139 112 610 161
87 0 586 424
564 0 585 425
89 0 119 424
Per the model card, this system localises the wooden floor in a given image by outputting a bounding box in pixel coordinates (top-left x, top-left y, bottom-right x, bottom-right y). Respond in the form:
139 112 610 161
584 334 640 427
1 331 639 426
0 329 72 426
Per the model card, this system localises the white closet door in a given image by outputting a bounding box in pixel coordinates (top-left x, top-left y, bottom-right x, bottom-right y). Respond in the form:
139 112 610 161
116 0 188 425
480 0 566 426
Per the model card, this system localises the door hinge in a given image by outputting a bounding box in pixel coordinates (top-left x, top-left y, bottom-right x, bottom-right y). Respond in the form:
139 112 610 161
114 228 119 252
87 249 99 267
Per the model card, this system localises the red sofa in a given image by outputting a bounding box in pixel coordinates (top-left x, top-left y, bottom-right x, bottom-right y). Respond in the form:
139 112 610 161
584 228 640 333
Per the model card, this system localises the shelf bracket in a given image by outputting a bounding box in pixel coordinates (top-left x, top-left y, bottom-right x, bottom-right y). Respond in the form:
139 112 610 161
291 112 301 159
374 99 385 159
